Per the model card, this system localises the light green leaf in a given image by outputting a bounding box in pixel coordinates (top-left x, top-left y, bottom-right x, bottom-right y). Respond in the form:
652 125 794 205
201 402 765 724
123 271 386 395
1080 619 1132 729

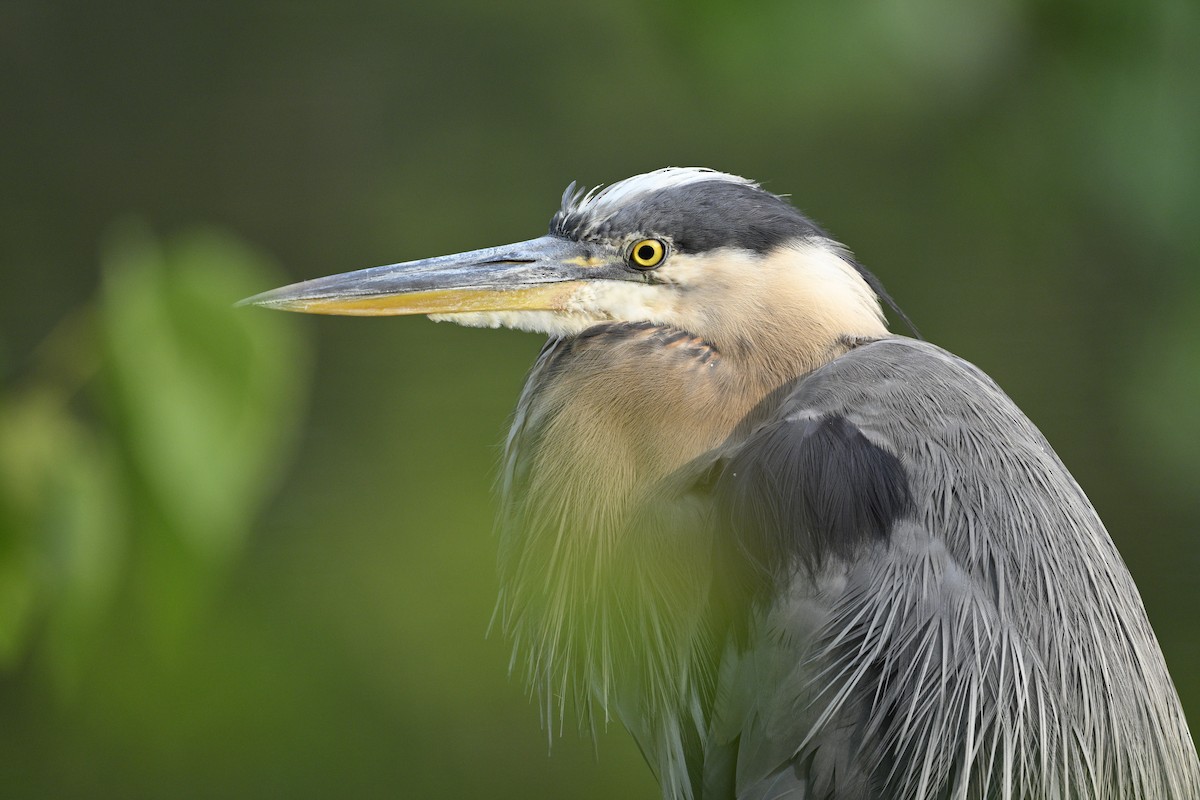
99 223 309 563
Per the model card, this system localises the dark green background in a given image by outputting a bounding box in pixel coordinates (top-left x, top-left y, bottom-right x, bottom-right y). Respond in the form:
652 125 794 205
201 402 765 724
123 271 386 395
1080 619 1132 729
2 1 1197 797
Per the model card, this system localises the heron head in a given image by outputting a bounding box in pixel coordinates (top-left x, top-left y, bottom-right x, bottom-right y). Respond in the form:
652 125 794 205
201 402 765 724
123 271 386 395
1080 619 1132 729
242 168 898 353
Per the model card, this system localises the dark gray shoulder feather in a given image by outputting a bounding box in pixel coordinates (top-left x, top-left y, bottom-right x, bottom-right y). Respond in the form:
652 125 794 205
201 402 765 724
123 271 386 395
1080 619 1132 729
718 410 913 581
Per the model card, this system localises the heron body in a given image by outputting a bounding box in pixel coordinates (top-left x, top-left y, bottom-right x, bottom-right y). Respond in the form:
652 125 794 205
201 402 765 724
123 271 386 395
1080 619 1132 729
247 168 1200 799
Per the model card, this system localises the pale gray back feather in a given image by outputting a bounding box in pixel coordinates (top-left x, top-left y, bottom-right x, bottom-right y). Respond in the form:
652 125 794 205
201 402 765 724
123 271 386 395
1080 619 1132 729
708 338 1199 799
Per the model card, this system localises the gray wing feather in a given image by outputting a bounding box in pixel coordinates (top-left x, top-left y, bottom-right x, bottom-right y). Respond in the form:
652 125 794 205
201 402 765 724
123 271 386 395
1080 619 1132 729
708 338 1198 800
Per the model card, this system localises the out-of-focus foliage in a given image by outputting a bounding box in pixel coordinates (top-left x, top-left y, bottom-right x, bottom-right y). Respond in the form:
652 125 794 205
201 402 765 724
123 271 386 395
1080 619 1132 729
0 226 307 693
98 226 308 648
0 0 1197 798
1121 268 1200 506
0 383 122 690
101 226 306 564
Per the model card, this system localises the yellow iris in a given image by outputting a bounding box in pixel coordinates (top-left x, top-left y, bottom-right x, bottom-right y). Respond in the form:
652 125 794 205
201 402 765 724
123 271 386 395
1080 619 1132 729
629 238 667 269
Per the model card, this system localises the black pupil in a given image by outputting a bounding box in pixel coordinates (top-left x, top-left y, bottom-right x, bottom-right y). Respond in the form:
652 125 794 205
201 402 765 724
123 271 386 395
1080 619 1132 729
637 244 656 262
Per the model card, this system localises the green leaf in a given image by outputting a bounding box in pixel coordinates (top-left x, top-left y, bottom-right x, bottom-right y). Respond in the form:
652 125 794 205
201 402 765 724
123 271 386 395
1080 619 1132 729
0 390 123 682
99 223 309 563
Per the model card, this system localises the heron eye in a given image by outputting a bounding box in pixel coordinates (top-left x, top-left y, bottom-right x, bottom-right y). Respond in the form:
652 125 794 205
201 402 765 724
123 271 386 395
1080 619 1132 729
629 239 667 269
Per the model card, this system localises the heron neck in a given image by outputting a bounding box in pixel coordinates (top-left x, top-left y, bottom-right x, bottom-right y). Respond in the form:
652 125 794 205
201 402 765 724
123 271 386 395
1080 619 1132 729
496 321 863 740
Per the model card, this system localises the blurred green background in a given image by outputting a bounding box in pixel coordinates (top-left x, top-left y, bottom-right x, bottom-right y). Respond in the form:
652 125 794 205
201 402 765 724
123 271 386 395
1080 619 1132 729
2 1 1197 797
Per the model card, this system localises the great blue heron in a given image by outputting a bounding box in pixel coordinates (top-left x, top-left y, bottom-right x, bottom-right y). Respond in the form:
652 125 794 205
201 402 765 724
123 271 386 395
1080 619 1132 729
245 168 1199 799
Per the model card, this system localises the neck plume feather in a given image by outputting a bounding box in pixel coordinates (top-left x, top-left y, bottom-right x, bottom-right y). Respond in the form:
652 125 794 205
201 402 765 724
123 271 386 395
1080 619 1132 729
494 313 880 794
